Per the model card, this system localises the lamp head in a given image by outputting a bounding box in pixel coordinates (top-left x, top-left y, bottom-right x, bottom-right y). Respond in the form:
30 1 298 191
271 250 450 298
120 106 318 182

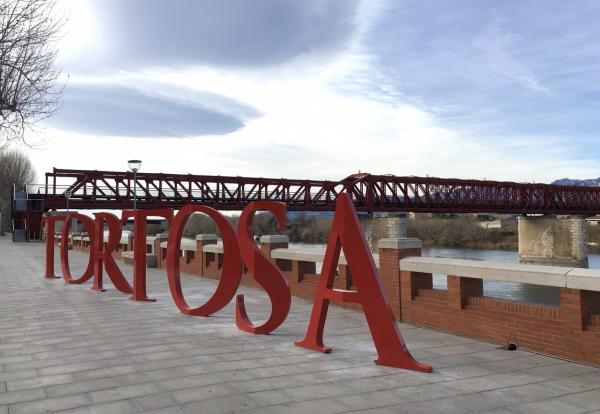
128 159 142 173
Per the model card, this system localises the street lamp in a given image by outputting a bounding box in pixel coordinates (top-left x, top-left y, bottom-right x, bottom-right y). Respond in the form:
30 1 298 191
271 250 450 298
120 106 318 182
128 159 142 209
64 190 72 214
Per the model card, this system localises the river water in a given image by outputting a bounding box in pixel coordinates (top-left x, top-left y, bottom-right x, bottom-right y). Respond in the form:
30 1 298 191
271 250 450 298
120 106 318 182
290 243 600 307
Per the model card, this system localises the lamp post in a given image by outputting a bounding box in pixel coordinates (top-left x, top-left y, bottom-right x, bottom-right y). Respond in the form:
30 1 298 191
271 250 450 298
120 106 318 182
128 160 142 210
64 190 72 214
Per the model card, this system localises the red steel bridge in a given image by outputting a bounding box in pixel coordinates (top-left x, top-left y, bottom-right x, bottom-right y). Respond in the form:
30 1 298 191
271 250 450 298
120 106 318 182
11 168 600 240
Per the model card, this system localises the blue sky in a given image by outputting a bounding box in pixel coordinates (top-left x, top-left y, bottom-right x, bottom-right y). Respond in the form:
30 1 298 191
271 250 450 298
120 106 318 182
25 0 600 183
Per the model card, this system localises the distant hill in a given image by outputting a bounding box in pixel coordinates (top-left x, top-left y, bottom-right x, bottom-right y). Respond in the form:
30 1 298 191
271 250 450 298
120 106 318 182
551 178 600 187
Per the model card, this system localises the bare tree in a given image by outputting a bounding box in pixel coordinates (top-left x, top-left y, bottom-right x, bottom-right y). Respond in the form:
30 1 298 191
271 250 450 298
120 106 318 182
0 0 64 148
0 149 35 233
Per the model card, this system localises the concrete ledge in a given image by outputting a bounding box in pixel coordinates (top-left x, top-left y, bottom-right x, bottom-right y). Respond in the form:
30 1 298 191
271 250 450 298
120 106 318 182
399 257 580 288
378 238 422 250
203 244 224 254
260 235 289 244
122 251 157 268
566 268 600 291
271 248 347 265
119 231 132 245
196 234 218 241
270 248 381 267
160 238 196 250
180 239 196 251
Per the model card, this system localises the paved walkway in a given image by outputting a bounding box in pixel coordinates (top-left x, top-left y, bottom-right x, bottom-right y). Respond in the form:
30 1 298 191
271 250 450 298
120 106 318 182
0 236 599 414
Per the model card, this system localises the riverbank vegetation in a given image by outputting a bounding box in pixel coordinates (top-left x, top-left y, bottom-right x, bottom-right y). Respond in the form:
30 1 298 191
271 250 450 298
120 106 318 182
407 216 517 250
180 211 600 253
182 212 331 243
0 150 36 234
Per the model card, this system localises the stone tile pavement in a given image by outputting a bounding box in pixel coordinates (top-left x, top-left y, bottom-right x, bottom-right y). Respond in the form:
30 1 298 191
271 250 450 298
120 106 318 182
0 236 599 413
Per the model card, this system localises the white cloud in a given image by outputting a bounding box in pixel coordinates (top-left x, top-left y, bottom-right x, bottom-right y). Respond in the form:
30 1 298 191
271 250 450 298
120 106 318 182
473 18 552 94
26 0 600 186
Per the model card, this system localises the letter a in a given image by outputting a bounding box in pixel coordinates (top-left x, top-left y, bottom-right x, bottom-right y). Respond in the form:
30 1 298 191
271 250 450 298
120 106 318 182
295 193 431 372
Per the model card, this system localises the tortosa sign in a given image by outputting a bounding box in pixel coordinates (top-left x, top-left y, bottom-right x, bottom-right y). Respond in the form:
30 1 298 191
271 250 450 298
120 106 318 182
42 193 431 372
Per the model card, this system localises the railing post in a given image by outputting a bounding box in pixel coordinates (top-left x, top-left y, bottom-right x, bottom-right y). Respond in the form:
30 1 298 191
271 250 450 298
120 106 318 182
379 238 422 320
560 288 600 332
559 288 600 361
154 233 168 269
336 264 352 290
447 276 483 310
196 234 217 276
259 235 289 258
127 232 134 252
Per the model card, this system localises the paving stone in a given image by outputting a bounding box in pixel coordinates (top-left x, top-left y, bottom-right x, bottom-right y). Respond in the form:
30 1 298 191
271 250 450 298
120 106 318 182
38 361 103 376
170 382 245 404
156 372 224 391
133 392 178 411
507 398 590 414
144 407 185 414
182 394 263 413
72 365 137 381
252 397 348 414
342 408 399 414
0 387 46 405
7 373 75 391
54 400 140 414
8 394 90 414
557 389 600 411
88 382 162 404
45 377 118 398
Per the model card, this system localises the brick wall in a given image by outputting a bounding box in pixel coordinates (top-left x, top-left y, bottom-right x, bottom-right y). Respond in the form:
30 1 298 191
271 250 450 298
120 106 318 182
396 263 600 365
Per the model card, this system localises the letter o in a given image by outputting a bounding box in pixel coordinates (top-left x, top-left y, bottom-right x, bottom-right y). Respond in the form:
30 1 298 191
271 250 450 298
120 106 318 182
60 213 96 284
167 204 242 316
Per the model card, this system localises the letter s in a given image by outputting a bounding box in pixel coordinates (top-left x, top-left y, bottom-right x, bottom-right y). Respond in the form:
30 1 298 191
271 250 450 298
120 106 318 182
236 201 291 334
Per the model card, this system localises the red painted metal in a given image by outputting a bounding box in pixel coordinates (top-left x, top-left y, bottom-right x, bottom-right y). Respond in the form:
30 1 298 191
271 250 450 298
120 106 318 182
92 212 133 294
60 213 95 284
167 204 242 316
26 168 600 215
121 209 174 302
41 196 428 371
235 201 291 334
295 193 432 372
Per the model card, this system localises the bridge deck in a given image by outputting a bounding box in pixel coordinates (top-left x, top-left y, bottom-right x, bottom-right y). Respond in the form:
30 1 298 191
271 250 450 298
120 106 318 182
1 237 599 413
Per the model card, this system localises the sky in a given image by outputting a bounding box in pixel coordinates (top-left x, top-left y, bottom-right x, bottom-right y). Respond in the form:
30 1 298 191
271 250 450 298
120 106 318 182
20 0 600 184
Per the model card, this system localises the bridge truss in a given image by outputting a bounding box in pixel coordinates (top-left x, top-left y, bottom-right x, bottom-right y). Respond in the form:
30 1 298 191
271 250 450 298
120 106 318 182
25 168 600 214
11 168 600 241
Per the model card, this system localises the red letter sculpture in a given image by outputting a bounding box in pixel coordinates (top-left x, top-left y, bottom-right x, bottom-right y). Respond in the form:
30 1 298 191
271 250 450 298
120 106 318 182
167 204 242 316
121 209 173 301
91 212 133 294
60 213 95 284
42 214 65 279
295 193 432 372
236 201 291 334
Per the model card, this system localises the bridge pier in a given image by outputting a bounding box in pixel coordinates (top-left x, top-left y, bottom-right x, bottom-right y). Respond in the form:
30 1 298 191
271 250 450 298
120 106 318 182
358 213 407 253
517 215 588 268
